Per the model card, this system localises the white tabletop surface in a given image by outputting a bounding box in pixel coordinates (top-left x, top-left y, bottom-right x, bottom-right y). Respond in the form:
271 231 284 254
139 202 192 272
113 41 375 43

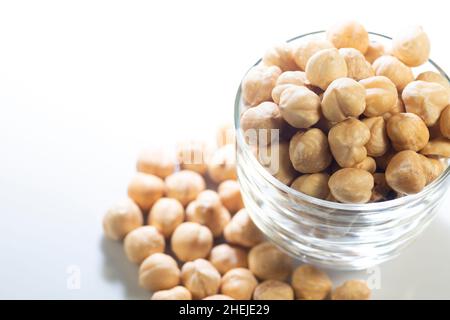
0 0 449 299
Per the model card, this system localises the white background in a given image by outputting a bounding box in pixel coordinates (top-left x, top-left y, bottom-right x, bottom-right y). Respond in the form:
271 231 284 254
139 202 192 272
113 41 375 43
0 0 449 299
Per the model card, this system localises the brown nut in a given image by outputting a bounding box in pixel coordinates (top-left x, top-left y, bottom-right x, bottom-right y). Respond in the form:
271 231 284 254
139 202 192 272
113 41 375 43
241 65 281 106
328 118 371 168
279 86 321 128
136 148 176 178
372 55 414 91
262 43 298 72
392 26 430 67
271 71 308 104
339 48 374 81
103 198 143 240
290 173 330 200
402 81 450 126
293 39 334 71
371 173 392 202
181 259 221 300
124 226 165 264
382 95 405 121
321 77 366 122
253 280 294 300
176 140 209 175
224 209 265 248
352 157 377 173
305 48 348 90
218 180 244 214
220 268 258 300
207 144 237 183
139 253 180 291
272 84 299 105
149 197 184 238
331 280 371 300
360 76 398 117
329 168 374 203
203 295 234 300
387 113 429 151
171 222 213 262
127 173 165 211
416 71 450 94
422 157 446 184
209 244 248 275
248 242 293 281
326 20 369 53
420 137 450 157
165 170 206 206
151 286 192 300
289 129 332 173
217 122 236 147
440 105 450 138
291 265 332 300
362 116 389 157
364 42 385 64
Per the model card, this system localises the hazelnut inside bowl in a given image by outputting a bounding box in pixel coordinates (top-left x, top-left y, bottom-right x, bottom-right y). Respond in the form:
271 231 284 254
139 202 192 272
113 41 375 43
235 30 450 270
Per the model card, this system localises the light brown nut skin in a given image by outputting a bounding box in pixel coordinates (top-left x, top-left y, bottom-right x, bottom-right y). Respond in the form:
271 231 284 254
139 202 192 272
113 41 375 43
139 253 180 291
279 86 321 128
440 106 450 138
290 173 330 200
217 123 236 147
289 129 332 173
382 95 405 121
241 65 281 106
181 259 221 300
293 39 334 71
241 101 284 147
171 222 213 262
372 56 414 92
177 140 209 175
272 84 299 105
422 157 446 184
420 138 450 157
392 26 430 67
362 116 389 157
339 48 374 81
123 226 165 264
103 198 143 241
224 209 265 248
253 280 294 300
203 295 234 300
364 42 385 64
127 173 165 212
291 265 332 300
248 242 293 281
276 70 307 86
262 43 298 72
186 199 230 238
151 286 192 300
360 76 398 117
218 180 244 214
352 157 377 174
321 77 366 122
136 148 176 178
402 81 450 126
328 118 371 168
371 173 392 202
149 197 184 238
329 168 374 203
209 244 248 275
416 71 450 93
387 113 430 151
305 48 348 90
258 142 299 185
331 280 371 300
207 144 237 183
220 268 258 300
165 170 206 206
326 20 369 53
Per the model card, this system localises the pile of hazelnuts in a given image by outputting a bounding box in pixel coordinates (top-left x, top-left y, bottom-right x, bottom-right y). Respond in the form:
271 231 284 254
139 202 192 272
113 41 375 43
241 21 450 203
102 124 370 300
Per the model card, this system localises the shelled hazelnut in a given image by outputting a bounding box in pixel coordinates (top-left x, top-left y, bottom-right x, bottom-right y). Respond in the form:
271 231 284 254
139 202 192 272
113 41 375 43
165 170 206 206
181 259 221 300
291 265 332 300
253 280 294 300
331 280 371 300
103 198 143 240
127 172 165 211
209 244 248 275
171 222 213 262
248 242 293 281
123 226 165 264
220 268 258 300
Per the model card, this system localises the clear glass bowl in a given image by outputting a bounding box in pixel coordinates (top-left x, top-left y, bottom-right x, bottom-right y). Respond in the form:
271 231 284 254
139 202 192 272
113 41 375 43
234 31 450 270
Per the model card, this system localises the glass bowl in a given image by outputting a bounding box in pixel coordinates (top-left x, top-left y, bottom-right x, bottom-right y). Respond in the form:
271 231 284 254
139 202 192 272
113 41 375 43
234 31 450 270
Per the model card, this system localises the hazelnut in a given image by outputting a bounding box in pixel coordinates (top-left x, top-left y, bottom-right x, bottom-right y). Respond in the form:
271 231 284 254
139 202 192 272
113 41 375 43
279 86 321 128
103 198 143 240
123 226 165 264
371 173 392 202
402 81 450 126
372 55 414 91
422 157 446 184
176 140 209 175
171 222 213 262
392 26 430 67
305 48 348 90
224 209 264 248
364 42 385 64
241 65 281 106
127 173 165 211
328 118 371 168
136 148 176 178
181 259 221 300
151 286 192 300
321 77 366 122
291 265 332 300
217 122 236 147
138 253 180 291
271 84 300 105
248 242 293 281
440 106 450 138
262 43 298 71
331 280 371 300
165 170 206 206
360 76 398 117
276 71 308 86
387 113 429 151
203 295 234 300
326 20 369 53
416 71 450 94
149 197 184 238
339 48 374 81
257 141 299 185
218 180 244 214
420 138 450 158
290 173 330 200
289 129 332 173
209 244 248 275
253 280 294 300
352 157 377 174
294 39 334 71
328 168 374 203
362 116 390 157
382 95 405 121
220 268 258 300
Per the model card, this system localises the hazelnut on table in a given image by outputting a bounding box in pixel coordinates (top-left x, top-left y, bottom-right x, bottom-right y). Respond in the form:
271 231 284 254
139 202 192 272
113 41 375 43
148 197 184 238
331 280 371 300
218 180 244 214
253 280 294 300
139 253 180 291
165 170 206 206
136 148 176 178
151 286 192 300
123 226 165 264
127 172 165 211
171 222 213 262
103 198 143 241
248 242 293 281
291 264 332 300
181 259 221 300
220 268 258 300
209 244 248 275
